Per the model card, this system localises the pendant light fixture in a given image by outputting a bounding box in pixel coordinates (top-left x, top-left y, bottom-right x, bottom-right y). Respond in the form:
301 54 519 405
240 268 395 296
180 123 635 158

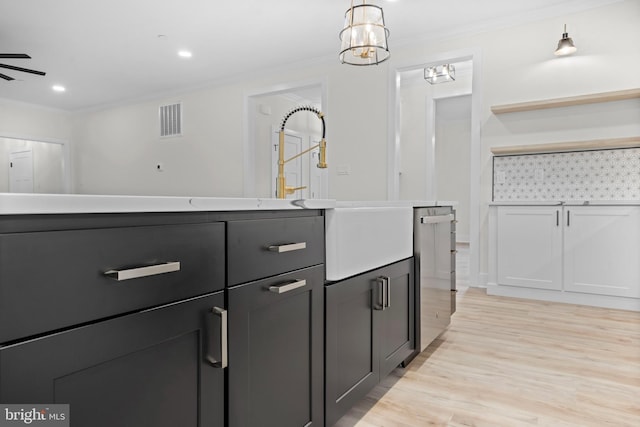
424 64 456 84
554 24 577 56
339 0 390 66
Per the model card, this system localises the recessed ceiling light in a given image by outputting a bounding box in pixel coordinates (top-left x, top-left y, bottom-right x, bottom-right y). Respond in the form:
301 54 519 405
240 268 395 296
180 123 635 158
178 50 192 58
52 85 66 92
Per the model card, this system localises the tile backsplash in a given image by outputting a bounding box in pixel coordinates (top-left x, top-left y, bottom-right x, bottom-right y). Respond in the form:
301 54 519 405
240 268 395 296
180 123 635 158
493 148 640 201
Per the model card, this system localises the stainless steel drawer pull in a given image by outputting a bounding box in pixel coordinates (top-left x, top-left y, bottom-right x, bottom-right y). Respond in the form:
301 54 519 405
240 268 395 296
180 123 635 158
269 279 307 294
104 261 181 281
420 214 455 224
208 307 228 369
268 242 307 253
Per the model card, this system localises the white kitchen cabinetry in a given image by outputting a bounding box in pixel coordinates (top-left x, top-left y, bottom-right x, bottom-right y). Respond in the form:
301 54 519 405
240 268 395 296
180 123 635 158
496 206 562 291
489 204 640 311
563 206 640 298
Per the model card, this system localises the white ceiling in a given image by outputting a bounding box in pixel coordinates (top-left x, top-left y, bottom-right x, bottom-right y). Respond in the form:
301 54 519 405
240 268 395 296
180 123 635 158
0 0 622 111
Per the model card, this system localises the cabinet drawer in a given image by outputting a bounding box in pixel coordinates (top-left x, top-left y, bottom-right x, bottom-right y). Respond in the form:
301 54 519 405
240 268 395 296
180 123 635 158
0 222 225 343
227 216 324 286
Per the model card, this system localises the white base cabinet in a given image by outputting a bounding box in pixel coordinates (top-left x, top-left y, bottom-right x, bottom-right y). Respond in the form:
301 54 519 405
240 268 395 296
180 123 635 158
489 205 640 311
564 206 640 298
496 206 562 291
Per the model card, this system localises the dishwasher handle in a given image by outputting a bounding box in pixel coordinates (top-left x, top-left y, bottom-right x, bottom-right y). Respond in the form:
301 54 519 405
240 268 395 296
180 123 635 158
420 214 454 224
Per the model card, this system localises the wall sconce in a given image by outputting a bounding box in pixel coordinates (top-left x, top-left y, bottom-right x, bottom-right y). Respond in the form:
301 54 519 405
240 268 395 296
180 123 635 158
339 0 390 65
554 24 577 56
424 64 456 84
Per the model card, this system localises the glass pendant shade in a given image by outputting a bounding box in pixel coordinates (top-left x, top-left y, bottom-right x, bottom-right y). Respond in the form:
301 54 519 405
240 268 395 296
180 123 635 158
339 2 390 66
554 25 577 56
424 64 456 84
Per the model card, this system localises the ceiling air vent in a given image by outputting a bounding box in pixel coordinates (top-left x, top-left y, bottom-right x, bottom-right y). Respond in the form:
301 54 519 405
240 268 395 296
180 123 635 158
159 102 182 137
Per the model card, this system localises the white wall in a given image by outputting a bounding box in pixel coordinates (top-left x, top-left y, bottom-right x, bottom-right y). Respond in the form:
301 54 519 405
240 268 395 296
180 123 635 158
2 0 638 284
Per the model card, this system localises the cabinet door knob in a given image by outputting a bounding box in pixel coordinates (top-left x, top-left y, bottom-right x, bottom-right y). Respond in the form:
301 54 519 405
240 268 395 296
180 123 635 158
267 242 307 253
207 307 228 369
104 261 180 281
269 279 307 294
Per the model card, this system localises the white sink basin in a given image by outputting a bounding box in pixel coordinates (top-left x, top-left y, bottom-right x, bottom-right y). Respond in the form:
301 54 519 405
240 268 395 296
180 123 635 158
325 204 413 281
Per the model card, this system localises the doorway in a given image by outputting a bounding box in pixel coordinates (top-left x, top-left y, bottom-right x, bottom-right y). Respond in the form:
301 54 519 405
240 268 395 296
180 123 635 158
1 136 70 193
243 80 328 199
9 149 34 193
434 94 472 243
390 49 482 287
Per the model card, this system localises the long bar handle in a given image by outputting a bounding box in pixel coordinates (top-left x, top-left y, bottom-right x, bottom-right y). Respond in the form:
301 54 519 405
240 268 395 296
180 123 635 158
104 261 180 281
269 279 307 294
375 276 390 310
556 210 560 227
208 307 228 369
268 242 307 253
567 210 571 227
420 214 455 224
385 277 391 309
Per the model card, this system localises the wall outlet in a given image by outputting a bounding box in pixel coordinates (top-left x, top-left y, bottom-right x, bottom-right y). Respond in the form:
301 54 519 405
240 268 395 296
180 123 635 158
496 171 506 184
337 164 351 176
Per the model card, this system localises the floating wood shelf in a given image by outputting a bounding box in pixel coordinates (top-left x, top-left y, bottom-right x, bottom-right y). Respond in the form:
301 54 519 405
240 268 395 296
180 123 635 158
491 136 640 156
491 88 640 115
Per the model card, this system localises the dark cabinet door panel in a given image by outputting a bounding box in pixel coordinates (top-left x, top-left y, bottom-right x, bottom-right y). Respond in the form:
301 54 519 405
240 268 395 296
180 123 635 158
228 265 324 427
325 274 380 427
379 258 414 379
325 258 414 427
0 292 225 427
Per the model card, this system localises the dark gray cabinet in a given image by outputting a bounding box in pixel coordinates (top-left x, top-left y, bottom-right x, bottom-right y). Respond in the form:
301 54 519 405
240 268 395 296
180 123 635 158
228 265 324 427
325 258 414 427
226 212 326 427
0 214 226 427
1 209 326 427
0 292 225 427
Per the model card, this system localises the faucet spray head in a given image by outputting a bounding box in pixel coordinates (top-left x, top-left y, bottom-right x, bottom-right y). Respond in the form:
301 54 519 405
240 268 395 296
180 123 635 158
318 138 327 169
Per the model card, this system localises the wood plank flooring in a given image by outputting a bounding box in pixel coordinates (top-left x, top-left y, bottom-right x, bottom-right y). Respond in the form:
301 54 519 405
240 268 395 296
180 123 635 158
334 287 640 427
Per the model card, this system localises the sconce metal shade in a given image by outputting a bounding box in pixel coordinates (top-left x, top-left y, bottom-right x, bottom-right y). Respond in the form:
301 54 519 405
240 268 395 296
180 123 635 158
424 64 456 84
554 24 577 56
339 2 390 66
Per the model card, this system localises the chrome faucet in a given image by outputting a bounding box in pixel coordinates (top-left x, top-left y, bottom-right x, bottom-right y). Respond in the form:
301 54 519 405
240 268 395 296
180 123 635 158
276 106 327 199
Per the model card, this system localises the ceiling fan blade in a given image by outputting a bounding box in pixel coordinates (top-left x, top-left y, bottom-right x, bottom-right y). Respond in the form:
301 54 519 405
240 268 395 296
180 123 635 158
0 72 15 81
0 63 46 76
0 53 31 59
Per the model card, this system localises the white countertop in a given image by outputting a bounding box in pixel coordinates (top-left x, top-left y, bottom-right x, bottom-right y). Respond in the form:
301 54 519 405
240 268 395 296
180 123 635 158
0 193 336 214
0 194 459 215
489 200 640 206
335 200 458 208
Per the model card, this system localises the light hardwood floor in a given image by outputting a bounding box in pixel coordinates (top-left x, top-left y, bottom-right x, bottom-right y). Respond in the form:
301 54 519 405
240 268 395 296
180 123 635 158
334 249 640 427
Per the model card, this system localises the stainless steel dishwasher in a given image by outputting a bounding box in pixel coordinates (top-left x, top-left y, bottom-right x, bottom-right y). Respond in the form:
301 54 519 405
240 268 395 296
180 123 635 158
412 206 456 354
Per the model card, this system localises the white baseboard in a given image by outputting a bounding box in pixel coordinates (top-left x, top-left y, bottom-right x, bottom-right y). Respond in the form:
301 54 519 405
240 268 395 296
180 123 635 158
486 284 640 312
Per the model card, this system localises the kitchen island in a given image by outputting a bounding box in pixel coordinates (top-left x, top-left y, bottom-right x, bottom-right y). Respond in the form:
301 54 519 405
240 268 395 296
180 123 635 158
0 193 456 427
